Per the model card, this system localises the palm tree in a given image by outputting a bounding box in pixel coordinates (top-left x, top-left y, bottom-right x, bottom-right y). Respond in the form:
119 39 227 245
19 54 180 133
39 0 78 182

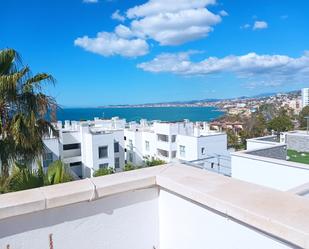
5 162 44 192
0 49 58 177
46 160 73 185
2 160 73 193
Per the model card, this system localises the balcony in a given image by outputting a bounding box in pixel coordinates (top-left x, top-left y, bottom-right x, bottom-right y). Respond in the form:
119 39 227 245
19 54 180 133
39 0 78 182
0 164 308 249
62 148 81 159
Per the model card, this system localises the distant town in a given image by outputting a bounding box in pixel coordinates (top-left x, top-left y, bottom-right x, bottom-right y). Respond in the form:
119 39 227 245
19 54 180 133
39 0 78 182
100 90 302 117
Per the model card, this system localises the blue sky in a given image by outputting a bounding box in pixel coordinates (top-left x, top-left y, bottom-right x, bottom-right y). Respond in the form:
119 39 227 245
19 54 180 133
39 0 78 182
1 0 309 107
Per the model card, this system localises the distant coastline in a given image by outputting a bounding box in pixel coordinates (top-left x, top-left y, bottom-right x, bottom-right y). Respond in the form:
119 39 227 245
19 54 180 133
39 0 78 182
57 107 224 122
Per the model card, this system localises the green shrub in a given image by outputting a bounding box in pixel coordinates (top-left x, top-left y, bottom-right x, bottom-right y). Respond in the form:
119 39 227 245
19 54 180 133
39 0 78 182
93 167 115 177
124 163 137 171
144 156 165 167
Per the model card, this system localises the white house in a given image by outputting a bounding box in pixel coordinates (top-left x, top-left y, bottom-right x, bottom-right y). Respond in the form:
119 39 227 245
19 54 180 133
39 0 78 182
42 117 126 178
124 119 228 166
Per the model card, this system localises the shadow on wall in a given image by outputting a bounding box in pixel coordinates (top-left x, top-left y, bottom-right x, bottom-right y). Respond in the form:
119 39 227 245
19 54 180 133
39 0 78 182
0 188 158 238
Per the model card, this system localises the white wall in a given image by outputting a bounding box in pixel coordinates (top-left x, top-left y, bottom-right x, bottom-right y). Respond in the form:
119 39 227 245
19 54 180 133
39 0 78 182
247 140 279 150
61 131 81 145
91 133 115 171
0 187 298 249
159 189 293 249
232 154 309 191
43 138 60 159
177 134 227 161
0 188 159 249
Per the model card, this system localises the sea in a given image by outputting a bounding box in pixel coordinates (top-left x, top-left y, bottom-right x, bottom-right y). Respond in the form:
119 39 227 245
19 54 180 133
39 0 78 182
56 107 224 122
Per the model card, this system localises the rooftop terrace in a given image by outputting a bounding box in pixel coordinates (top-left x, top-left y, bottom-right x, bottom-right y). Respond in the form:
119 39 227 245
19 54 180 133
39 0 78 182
0 164 308 249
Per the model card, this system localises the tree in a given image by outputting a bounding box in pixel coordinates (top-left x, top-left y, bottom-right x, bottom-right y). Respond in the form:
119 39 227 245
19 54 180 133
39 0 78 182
243 114 267 138
267 110 293 133
46 160 73 185
226 129 239 148
1 160 73 193
5 162 44 192
0 49 57 177
298 106 309 129
252 114 267 137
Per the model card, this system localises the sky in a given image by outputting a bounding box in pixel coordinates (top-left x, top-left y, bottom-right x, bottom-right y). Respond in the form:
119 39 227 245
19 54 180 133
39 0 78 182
1 0 309 107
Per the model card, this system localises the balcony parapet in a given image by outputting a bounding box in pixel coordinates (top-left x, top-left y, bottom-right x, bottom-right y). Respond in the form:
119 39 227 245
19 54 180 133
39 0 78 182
0 164 308 248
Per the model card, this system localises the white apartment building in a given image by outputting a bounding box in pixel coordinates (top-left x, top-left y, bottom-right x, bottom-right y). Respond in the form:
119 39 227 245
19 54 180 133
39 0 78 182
42 117 126 178
124 119 228 166
301 87 309 108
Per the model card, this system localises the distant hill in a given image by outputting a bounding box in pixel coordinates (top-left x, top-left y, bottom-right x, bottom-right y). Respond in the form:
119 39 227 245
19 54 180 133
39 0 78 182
98 89 301 108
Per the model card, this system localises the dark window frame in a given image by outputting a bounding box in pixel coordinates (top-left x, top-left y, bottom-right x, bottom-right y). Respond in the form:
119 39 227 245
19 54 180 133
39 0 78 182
98 146 108 158
63 143 80 150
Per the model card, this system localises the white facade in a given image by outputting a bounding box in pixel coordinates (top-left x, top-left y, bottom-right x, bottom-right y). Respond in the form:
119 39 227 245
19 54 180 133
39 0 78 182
124 120 228 165
43 117 126 178
301 87 309 108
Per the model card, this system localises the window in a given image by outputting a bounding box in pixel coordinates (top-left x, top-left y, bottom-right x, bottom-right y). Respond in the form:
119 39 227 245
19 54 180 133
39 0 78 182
157 149 169 158
172 151 177 158
70 161 81 167
98 146 108 158
129 153 133 162
179 145 186 157
128 139 133 150
171 135 176 143
115 157 120 169
201 147 206 155
157 134 169 142
99 163 109 169
114 142 120 153
63 143 80 150
43 152 53 168
145 141 150 151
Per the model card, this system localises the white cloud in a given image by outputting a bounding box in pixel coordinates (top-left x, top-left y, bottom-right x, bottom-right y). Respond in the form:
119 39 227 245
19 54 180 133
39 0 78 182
126 0 216 19
83 0 98 3
76 0 225 57
125 0 221 45
112 10 126 22
130 8 221 45
137 51 309 86
253 21 268 30
240 24 251 29
115 24 134 38
219 10 228 16
74 32 149 57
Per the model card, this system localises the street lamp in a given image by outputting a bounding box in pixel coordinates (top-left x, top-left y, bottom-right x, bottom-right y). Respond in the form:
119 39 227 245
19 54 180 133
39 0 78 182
305 116 309 135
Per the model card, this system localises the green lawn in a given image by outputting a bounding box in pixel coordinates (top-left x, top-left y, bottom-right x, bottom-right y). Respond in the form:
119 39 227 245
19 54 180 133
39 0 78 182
287 150 309 165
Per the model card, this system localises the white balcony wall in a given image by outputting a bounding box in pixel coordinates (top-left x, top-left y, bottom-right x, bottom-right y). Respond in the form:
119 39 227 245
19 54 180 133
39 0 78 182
159 189 292 249
62 148 81 158
0 186 298 249
61 132 81 145
231 153 309 191
0 188 159 249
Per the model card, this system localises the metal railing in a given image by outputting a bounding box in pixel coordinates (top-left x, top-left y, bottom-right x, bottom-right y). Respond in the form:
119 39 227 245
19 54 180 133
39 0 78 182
184 154 231 177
